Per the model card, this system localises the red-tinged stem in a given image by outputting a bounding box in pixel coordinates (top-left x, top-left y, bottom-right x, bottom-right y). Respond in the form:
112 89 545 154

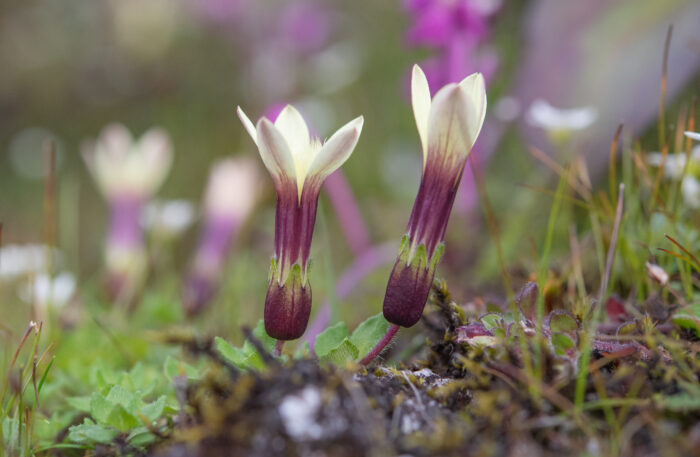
275 340 285 357
359 324 400 366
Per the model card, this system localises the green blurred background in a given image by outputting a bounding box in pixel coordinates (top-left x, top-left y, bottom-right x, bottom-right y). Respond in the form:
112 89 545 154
0 0 698 337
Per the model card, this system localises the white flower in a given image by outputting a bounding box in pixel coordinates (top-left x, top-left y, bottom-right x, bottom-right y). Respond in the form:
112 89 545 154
204 158 260 221
141 199 195 235
645 262 669 287
19 271 76 308
685 131 700 142
526 99 597 131
682 176 700 209
82 123 173 198
411 64 487 170
237 104 363 201
0 244 59 280
646 147 700 179
647 145 700 209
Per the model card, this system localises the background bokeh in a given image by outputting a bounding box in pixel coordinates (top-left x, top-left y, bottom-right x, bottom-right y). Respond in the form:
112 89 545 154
0 0 698 338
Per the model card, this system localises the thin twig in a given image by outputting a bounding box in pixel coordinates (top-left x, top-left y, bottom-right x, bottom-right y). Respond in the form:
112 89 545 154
658 25 672 149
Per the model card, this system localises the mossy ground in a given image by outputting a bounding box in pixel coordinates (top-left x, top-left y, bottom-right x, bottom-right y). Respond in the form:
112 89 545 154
134 279 700 457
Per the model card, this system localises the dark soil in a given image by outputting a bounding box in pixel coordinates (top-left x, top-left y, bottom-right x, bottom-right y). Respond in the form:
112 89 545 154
144 283 700 457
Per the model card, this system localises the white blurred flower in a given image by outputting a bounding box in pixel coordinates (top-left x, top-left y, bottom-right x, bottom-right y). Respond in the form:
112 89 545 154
0 244 58 280
647 145 700 209
204 158 260 221
646 147 700 179
645 262 669 287
82 123 173 198
526 99 597 132
493 96 520 122
682 177 700 209
685 131 700 141
142 199 195 235
309 42 363 94
19 271 76 308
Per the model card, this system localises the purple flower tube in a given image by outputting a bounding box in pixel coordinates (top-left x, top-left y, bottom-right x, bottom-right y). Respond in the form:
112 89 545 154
183 158 259 315
383 64 486 327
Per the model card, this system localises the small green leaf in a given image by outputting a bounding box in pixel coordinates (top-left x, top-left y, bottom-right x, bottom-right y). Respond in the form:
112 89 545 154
242 352 266 371
616 321 637 335
163 356 200 381
89 393 112 424
215 336 246 367
68 420 118 445
140 396 166 422
350 313 390 359
672 313 700 338
128 363 145 386
106 385 138 411
549 311 579 333
319 337 359 364
551 333 575 356
66 396 92 413
104 405 140 432
314 322 349 357
127 427 157 448
480 313 502 330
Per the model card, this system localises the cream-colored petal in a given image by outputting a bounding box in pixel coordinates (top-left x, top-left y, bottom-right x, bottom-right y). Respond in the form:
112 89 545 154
237 106 258 145
274 105 311 160
93 140 125 195
256 118 297 184
81 139 111 195
426 84 473 165
135 127 173 193
307 116 363 181
411 64 432 158
99 123 133 162
204 157 260 219
458 72 487 145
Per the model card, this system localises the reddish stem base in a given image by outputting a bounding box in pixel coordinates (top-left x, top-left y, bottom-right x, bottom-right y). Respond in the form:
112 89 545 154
359 324 400 366
275 340 285 357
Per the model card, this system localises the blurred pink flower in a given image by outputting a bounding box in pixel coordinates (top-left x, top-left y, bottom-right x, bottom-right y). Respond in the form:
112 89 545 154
404 0 489 47
404 0 501 91
278 1 332 53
